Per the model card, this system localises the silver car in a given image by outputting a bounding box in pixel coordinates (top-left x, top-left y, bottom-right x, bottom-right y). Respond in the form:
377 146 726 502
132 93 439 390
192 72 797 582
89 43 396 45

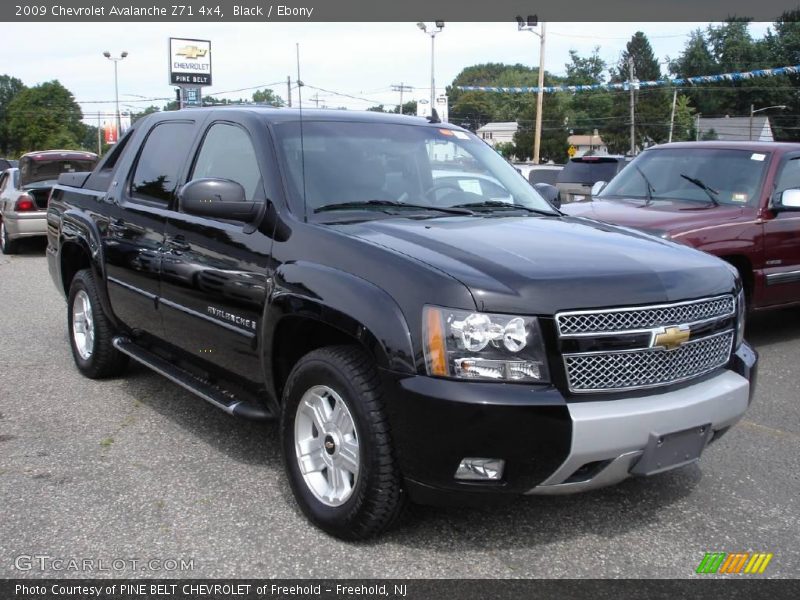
0 150 97 254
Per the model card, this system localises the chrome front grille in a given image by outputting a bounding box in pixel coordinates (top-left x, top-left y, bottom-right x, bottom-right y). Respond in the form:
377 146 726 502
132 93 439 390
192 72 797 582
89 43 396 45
557 295 736 393
556 295 735 335
564 330 734 392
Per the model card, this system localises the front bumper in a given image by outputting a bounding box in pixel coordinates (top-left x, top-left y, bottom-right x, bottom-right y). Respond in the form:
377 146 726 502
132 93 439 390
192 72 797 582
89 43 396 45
382 342 757 506
3 211 47 239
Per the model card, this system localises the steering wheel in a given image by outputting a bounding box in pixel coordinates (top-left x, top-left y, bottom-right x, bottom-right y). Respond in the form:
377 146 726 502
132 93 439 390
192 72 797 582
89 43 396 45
424 180 464 198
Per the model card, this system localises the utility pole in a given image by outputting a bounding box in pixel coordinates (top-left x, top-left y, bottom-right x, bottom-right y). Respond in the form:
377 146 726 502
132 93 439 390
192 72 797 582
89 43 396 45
287 76 292 107
628 56 635 156
417 22 444 115
96 113 102 155
534 22 546 165
516 16 545 164
696 113 701 141
668 88 677 143
392 83 413 114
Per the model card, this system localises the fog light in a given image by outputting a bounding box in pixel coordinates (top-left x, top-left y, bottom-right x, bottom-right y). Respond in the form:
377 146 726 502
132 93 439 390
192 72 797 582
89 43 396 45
455 458 505 481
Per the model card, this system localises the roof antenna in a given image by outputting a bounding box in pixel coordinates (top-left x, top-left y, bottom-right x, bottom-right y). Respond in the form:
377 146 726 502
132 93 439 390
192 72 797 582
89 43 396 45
427 108 441 124
296 42 307 222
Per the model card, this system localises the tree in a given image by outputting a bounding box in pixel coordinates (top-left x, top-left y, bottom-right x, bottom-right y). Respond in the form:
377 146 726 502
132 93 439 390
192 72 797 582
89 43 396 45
605 32 670 153
564 48 613 136
252 88 284 106
672 94 697 141
131 105 160 123
392 100 417 115
494 142 516 159
0 75 25 155
366 104 387 112
6 80 84 153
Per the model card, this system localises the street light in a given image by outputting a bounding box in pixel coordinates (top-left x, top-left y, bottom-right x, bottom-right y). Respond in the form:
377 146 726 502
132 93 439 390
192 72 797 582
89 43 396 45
750 104 787 141
103 50 128 142
417 21 444 117
516 16 546 164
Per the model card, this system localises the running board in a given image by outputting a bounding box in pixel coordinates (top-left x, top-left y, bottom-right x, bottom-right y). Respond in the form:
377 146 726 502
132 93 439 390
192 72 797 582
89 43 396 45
112 336 272 420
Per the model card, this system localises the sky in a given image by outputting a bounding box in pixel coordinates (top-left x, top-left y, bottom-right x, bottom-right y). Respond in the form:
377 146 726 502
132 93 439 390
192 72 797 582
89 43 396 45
1 21 774 120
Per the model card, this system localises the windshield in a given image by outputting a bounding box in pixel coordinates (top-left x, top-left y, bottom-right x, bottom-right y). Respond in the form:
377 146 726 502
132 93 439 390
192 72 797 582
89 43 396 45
599 148 769 206
20 158 97 186
558 158 622 184
273 120 557 219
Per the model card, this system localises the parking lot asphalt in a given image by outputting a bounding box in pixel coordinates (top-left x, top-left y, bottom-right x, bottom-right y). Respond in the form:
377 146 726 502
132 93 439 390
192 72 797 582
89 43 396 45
0 239 798 579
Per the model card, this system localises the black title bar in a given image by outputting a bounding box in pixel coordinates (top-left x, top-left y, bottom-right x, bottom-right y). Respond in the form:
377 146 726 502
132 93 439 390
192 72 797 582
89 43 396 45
2 0 800 22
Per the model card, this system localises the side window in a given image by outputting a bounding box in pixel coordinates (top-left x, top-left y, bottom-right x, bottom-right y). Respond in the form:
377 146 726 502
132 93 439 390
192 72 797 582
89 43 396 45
190 123 262 199
0 173 7 194
130 121 195 204
775 157 800 194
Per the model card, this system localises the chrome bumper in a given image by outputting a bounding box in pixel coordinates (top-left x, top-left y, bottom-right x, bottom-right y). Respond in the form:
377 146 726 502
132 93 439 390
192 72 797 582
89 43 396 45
528 369 749 494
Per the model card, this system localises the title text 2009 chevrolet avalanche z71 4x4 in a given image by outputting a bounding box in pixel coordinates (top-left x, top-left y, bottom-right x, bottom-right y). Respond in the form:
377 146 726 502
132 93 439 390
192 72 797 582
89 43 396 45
46 108 757 539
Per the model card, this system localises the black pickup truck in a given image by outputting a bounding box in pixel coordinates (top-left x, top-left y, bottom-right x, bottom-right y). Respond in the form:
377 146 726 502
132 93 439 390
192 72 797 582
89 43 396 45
47 107 757 540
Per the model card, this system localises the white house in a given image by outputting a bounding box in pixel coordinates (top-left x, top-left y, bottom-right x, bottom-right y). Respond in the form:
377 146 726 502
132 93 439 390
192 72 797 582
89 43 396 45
476 122 518 147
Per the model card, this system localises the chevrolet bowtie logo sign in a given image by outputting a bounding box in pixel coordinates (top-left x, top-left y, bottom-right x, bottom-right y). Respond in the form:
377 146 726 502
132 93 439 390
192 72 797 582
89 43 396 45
653 325 691 350
176 46 207 59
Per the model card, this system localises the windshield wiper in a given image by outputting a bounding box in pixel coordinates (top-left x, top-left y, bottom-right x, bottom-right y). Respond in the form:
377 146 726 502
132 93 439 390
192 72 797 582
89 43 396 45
633 165 656 205
680 174 720 206
314 200 474 215
452 200 557 216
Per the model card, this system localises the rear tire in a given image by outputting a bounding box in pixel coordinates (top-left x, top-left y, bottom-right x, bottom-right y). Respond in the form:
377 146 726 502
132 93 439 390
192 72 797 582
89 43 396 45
67 269 128 379
281 346 405 540
0 220 18 255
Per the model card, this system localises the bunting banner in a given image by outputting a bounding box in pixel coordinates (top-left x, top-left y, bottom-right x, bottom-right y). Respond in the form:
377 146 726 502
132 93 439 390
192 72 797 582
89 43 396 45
457 64 800 94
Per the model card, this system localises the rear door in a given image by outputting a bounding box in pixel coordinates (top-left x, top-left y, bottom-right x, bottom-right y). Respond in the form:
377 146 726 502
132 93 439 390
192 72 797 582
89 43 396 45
557 157 621 203
762 152 800 306
103 119 197 336
159 119 273 387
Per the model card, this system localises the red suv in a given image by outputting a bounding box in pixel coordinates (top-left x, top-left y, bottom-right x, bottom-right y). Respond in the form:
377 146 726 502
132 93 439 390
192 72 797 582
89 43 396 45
562 141 800 311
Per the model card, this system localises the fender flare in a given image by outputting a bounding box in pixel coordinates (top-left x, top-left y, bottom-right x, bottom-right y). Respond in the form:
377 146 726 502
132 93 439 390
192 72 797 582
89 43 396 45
58 209 118 327
262 261 416 388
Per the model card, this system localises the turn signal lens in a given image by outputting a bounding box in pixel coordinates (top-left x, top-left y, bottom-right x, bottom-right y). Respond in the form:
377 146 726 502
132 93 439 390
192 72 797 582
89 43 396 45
423 306 448 376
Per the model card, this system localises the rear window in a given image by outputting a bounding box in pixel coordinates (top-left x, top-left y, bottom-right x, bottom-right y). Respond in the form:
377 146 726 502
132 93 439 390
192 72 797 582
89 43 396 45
529 169 561 185
20 157 97 186
557 158 622 184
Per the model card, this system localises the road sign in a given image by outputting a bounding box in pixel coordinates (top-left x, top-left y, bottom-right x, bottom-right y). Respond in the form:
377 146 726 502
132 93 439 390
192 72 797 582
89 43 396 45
568 145 577 157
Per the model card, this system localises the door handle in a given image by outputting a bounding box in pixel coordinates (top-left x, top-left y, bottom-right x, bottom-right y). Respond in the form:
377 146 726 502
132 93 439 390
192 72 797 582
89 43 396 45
107 218 125 234
165 236 191 254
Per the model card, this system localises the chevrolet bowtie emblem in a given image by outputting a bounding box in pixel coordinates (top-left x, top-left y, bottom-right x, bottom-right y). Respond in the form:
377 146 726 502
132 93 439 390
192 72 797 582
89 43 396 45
653 325 691 350
176 45 207 59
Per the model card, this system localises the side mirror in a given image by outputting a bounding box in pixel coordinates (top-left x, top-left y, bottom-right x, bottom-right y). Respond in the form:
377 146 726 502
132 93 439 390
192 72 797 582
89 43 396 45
178 178 261 222
591 181 607 197
776 188 800 211
534 182 561 209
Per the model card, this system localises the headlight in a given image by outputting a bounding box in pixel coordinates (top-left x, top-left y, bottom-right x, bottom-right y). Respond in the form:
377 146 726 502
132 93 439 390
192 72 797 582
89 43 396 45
735 288 746 349
422 306 550 382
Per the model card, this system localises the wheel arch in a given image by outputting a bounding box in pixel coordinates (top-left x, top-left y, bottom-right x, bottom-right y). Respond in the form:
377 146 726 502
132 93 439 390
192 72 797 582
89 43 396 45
263 262 416 404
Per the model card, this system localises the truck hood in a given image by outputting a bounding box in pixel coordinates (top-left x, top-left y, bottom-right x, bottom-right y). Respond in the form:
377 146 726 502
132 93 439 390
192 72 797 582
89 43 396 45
561 197 744 234
337 215 736 315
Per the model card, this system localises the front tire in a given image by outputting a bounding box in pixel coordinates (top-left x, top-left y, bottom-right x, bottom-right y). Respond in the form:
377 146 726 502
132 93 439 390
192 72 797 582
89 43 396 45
281 346 405 540
0 220 18 254
67 269 128 379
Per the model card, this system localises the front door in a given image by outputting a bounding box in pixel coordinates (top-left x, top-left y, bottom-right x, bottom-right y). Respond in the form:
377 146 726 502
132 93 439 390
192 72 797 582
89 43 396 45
159 120 272 387
762 153 800 306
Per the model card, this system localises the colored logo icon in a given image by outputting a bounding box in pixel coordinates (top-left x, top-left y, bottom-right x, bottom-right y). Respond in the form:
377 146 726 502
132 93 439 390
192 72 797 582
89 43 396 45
696 552 773 574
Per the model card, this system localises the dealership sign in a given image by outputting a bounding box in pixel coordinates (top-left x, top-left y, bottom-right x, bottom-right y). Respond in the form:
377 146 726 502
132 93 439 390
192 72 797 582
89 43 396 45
168 38 212 86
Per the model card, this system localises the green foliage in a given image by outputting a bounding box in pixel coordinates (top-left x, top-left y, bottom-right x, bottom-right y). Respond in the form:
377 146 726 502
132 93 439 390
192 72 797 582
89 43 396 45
672 95 696 141
131 105 160 123
0 75 25 155
6 80 84 153
494 142 516 159
252 88 284 106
